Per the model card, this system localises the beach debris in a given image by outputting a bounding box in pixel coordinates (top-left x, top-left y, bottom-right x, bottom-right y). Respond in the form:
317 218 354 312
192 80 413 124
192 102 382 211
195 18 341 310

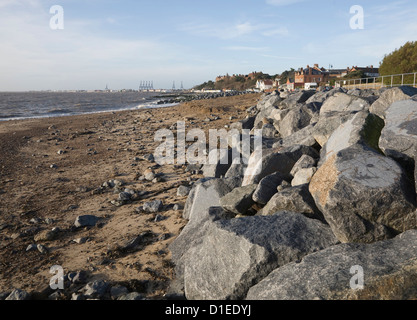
142 200 163 213
36 244 48 254
176 185 191 197
74 215 100 228
5 289 31 300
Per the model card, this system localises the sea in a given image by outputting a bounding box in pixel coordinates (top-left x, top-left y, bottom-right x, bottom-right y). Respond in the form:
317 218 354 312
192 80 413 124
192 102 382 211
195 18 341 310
0 91 178 121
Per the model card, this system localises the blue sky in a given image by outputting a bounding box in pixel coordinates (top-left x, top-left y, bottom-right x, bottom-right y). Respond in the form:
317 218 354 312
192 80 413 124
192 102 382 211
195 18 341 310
1 0 416 91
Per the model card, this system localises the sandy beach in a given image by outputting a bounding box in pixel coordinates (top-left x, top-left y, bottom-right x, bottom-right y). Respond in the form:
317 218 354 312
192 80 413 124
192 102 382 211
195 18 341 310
0 93 261 299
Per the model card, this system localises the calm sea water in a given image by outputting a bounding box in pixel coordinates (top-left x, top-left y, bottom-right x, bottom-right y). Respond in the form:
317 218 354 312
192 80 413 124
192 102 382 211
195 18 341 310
0 91 177 121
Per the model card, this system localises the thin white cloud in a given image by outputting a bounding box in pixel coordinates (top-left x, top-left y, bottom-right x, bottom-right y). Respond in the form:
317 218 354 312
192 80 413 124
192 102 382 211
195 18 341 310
179 21 288 40
262 27 289 37
261 54 300 60
266 0 305 6
106 17 117 24
0 0 15 8
235 22 257 35
179 21 260 39
372 1 409 12
224 46 270 52
0 0 41 8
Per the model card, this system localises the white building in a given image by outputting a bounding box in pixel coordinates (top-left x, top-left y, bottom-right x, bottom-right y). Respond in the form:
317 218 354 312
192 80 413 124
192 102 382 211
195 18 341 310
304 82 318 90
256 79 274 91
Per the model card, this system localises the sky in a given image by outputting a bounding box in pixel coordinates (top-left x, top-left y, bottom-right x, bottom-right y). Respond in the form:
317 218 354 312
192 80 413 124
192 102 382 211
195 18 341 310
0 0 416 91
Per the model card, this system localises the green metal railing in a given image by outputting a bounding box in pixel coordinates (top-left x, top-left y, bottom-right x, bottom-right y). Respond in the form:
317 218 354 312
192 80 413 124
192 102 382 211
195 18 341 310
335 72 417 89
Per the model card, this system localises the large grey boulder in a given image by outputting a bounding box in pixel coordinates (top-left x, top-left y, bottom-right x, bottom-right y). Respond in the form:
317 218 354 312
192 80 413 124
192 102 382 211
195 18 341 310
275 103 319 138
312 113 357 147
370 86 417 119
379 99 417 192
226 129 275 156
261 123 279 138
251 92 282 130
184 211 338 300
246 230 417 300
319 92 370 117
220 184 257 215
291 167 317 186
170 207 235 289
256 92 281 112
319 111 385 165
202 149 234 178
270 107 291 123
225 133 279 186
5 289 31 300
173 177 240 265
258 184 323 220
252 172 287 205
253 109 277 131
279 90 316 110
305 87 345 106
290 154 317 176
273 124 318 148
182 177 240 221
230 116 256 131
309 145 416 243
347 88 380 104
242 145 318 186
224 158 247 185
279 91 289 99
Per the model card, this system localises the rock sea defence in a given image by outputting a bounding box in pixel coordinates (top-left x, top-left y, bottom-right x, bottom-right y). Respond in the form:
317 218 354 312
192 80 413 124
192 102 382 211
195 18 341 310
169 86 417 300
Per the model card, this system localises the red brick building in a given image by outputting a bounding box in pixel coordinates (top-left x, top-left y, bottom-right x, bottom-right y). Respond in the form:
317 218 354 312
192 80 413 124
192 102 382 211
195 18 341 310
348 66 380 77
294 64 329 87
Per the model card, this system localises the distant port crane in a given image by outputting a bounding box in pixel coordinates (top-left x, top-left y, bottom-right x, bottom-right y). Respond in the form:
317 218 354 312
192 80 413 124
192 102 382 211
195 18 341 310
172 81 184 91
139 81 154 91
138 80 185 91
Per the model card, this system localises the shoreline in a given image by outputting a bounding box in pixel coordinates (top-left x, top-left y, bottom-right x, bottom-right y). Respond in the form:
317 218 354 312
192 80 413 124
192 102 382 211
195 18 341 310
0 102 181 123
0 93 261 299
0 90 253 123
